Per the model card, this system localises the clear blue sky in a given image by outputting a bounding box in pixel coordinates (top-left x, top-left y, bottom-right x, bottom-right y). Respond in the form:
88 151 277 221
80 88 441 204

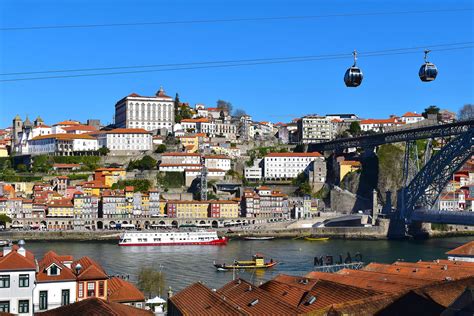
0 0 473 128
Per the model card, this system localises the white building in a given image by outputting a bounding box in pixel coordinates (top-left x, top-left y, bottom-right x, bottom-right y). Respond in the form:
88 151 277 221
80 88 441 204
28 134 98 156
360 118 405 133
203 155 231 171
0 243 36 315
244 159 263 181
33 251 76 312
114 87 174 133
263 152 325 180
159 152 201 172
94 128 152 152
400 112 424 124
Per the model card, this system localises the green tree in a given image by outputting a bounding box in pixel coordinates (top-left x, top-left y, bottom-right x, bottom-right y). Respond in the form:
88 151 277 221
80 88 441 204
0 214 12 226
32 155 53 173
128 155 157 171
422 105 440 119
155 144 167 153
16 164 28 173
98 146 110 156
216 99 233 114
137 267 166 298
349 121 361 136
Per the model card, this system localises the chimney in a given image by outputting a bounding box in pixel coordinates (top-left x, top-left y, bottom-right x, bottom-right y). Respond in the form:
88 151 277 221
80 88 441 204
3 246 11 257
167 286 173 299
17 240 26 257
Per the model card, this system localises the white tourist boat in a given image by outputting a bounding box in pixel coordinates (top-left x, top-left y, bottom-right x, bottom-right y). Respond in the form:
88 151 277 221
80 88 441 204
118 230 227 246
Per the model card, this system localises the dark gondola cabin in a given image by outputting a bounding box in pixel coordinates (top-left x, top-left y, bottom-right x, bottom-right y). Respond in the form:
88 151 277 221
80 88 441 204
419 49 438 82
419 62 438 82
344 50 363 87
344 66 363 87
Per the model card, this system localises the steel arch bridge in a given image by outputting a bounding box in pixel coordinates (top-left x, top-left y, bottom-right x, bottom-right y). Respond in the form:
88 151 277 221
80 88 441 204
308 119 474 152
307 119 474 236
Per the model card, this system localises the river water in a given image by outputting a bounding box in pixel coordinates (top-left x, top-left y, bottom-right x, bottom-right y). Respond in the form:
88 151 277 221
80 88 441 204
25 236 473 292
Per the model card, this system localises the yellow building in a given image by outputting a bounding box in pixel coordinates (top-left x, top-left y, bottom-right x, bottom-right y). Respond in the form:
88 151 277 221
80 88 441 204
94 168 126 187
47 198 74 217
339 160 362 182
209 200 239 218
167 200 209 218
178 133 207 153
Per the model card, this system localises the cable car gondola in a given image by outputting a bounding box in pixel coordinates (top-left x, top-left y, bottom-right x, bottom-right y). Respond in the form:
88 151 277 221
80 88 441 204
344 50 363 87
419 49 438 82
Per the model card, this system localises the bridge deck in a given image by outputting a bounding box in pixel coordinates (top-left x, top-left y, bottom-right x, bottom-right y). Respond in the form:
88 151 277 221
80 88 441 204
308 119 474 152
412 209 474 226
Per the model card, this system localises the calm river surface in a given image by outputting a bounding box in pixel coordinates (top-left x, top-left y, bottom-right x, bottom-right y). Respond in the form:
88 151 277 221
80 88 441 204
26 236 473 291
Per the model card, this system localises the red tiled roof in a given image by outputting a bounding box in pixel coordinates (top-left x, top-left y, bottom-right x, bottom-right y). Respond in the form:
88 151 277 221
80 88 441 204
37 251 76 283
0 245 36 271
340 160 362 166
402 111 423 117
36 297 153 316
62 125 98 132
169 282 246 315
161 152 201 157
107 277 145 303
265 152 323 158
181 118 209 123
217 278 297 315
53 120 81 126
73 256 108 280
32 133 96 141
360 118 404 125
446 241 474 257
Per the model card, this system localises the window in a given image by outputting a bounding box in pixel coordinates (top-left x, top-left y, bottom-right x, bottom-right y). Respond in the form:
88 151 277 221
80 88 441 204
61 289 70 306
78 282 84 298
19 274 29 287
87 282 95 297
0 275 9 288
0 301 9 313
18 300 29 314
39 291 48 310
98 281 104 296
49 264 59 276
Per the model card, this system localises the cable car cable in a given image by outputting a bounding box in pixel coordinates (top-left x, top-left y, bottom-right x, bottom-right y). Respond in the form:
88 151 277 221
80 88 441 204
0 45 472 83
0 41 472 76
1 8 472 31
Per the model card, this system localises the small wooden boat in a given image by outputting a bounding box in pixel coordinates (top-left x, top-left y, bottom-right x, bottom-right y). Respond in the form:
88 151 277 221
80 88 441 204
214 254 278 271
244 236 275 240
304 237 329 241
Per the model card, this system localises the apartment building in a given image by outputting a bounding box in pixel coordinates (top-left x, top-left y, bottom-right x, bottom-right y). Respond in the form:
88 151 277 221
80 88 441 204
203 155 231 171
241 187 289 219
297 115 336 144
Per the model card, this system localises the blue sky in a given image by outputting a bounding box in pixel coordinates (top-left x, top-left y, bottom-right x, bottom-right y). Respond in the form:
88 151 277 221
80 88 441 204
0 0 473 127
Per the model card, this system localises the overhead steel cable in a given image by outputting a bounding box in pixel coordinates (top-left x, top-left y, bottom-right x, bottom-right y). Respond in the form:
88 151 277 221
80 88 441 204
0 45 472 83
0 41 472 77
0 8 472 31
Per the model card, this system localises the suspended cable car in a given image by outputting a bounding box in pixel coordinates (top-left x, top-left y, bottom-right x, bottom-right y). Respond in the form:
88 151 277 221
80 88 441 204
419 49 438 82
344 50 363 87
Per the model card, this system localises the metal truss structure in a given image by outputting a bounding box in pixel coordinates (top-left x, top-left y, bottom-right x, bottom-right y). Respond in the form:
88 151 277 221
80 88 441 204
401 128 474 222
308 119 474 152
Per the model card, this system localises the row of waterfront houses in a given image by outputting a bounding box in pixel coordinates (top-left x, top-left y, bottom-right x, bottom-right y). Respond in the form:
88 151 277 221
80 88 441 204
0 241 145 315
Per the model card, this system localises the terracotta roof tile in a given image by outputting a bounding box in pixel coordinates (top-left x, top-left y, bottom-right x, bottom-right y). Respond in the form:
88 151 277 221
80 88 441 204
169 282 246 315
36 297 153 316
265 152 323 158
446 241 474 257
107 277 145 303
217 278 298 315
0 246 36 271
